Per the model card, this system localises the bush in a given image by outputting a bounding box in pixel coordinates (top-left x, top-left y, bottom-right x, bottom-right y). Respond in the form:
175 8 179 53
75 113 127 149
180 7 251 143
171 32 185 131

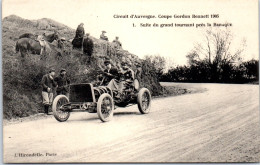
162 59 259 83
139 58 164 96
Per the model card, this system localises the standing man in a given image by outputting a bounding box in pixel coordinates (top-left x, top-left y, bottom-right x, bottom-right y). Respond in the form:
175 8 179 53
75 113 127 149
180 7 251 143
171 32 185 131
55 68 70 97
75 23 85 39
37 34 46 55
112 36 122 49
41 69 57 115
100 31 109 41
58 37 66 49
100 31 109 55
72 23 85 49
83 33 94 62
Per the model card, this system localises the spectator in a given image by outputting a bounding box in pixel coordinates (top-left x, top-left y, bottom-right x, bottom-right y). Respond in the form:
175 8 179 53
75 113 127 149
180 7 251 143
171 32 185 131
75 23 85 39
83 33 94 62
36 34 46 55
72 23 85 49
55 68 70 97
112 36 122 49
100 31 108 41
41 69 57 115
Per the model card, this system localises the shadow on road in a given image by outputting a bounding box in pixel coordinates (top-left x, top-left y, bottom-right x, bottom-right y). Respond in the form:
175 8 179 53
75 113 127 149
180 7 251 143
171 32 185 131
114 111 139 116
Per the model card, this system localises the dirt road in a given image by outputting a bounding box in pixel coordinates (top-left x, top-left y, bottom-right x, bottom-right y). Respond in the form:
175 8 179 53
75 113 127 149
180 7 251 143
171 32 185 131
3 83 260 163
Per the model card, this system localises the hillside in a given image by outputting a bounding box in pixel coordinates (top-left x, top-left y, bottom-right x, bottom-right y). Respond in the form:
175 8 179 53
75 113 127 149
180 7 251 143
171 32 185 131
2 15 163 119
3 15 74 37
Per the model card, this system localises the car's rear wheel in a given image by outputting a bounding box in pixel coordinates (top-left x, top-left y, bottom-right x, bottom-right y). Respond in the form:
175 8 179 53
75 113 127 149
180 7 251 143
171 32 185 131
97 93 114 122
52 95 70 122
137 88 151 114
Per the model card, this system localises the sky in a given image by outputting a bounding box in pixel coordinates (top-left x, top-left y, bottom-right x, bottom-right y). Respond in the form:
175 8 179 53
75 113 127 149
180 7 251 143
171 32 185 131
2 0 259 65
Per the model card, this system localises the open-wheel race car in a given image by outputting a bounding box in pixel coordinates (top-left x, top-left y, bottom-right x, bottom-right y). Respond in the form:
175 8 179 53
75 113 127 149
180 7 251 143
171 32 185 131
52 79 151 122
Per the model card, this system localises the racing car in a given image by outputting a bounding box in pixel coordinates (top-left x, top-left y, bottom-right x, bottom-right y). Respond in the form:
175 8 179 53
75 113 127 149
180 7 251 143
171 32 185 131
52 78 151 122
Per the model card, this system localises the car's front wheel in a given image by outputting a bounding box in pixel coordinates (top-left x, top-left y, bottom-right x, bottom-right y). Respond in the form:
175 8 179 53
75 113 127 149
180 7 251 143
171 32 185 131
97 93 114 122
52 95 70 122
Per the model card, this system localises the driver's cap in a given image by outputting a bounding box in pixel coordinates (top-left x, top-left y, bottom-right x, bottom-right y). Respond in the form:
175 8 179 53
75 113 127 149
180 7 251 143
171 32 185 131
104 60 111 65
60 68 66 73
49 68 55 73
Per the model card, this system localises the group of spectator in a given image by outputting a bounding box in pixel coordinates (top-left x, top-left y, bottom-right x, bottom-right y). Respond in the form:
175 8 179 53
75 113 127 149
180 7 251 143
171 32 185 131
72 23 123 58
72 23 94 58
100 31 122 49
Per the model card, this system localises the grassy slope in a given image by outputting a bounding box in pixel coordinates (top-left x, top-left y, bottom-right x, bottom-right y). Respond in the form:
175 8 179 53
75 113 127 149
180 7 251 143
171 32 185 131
2 15 165 119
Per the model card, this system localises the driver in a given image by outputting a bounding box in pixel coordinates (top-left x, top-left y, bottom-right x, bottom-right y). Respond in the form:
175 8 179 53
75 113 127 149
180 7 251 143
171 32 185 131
102 60 119 85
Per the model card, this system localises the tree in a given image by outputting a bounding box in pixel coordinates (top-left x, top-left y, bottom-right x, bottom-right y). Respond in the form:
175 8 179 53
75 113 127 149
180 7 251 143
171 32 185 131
144 55 166 73
186 28 246 82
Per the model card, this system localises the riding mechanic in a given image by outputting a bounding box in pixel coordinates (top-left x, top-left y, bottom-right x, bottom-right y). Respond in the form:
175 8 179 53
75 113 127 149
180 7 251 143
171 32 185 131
118 61 135 93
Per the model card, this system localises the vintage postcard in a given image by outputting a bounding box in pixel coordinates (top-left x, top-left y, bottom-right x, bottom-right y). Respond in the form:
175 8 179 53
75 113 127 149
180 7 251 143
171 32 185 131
2 0 259 163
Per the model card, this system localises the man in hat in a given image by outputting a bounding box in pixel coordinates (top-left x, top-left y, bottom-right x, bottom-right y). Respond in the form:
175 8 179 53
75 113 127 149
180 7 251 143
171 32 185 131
41 69 57 115
102 60 119 85
36 33 46 55
105 61 135 99
121 62 134 83
100 31 108 41
54 68 70 97
112 36 122 49
83 33 94 61
75 23 85 39
72 23 85 49
57 37 66 49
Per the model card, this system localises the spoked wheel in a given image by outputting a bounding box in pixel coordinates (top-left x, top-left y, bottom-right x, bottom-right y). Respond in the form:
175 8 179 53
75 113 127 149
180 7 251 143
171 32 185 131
52 95 70 122
97 93 114 122
137 88 152 114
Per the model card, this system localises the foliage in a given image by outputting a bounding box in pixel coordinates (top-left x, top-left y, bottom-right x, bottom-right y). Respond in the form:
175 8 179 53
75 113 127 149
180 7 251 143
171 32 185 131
161 28 258 84
185 28 246 82
143 55 168 81
144 55 166 73
139 58 164 96
161 59 258 83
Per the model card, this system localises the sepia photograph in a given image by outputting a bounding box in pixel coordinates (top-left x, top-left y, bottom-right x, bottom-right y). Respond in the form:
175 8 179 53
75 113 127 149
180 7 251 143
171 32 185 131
2 0 259 163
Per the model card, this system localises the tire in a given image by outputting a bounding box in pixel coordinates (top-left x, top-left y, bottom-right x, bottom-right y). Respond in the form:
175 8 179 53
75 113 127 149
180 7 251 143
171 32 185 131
137 88 151 114
97 93 114 122
52 95 70 122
